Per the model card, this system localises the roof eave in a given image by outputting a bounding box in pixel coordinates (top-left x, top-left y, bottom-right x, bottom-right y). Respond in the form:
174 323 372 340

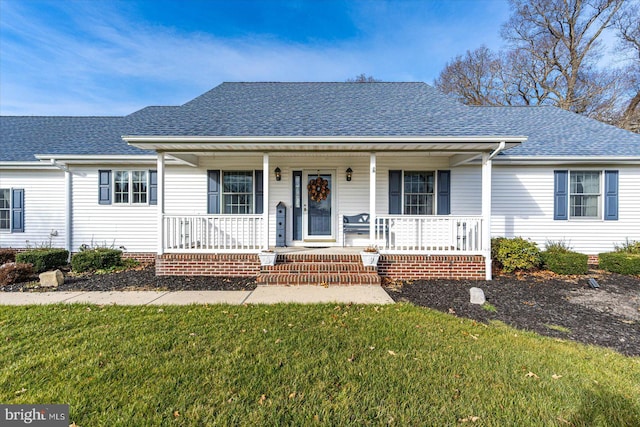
495 155 640 165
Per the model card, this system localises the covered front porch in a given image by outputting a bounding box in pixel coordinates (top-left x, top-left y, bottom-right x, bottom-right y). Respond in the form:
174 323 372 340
125 136 524 280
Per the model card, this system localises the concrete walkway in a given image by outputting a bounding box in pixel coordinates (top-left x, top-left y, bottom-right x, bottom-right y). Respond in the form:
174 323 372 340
0 285 394 306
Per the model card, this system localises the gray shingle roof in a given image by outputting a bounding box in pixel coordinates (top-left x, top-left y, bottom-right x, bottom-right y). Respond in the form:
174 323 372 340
2 82 639 162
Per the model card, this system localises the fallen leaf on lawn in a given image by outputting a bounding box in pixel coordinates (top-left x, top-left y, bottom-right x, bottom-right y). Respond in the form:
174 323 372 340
459 416 480 422
173 410 180 418
369 346 375 350
288 392 296 399
348 354 355 362
525 371 539 378
388 350 397 356
552 374 563 380
275 338 282 344
189 333 196 336
14 387 26 395
258 394 266 405
448 308 456 314
263 329 268 333
69 423 80 427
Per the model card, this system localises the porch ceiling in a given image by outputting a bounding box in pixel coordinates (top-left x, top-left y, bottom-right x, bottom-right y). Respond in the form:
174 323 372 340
124 136 525 153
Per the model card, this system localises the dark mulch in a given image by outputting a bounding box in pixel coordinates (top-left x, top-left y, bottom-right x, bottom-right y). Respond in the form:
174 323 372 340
382 270 640 357
1 265 257 292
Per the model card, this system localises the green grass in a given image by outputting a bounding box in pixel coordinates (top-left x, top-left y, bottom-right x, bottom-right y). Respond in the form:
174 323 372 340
482 302 497 312
1 304 639 426
545 324 572 334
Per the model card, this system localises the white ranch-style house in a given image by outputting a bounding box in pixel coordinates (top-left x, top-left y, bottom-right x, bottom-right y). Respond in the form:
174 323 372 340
1 82 639 283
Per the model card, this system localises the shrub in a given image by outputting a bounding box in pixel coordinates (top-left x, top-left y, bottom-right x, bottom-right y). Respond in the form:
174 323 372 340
0 249 17 264
0 263 35 286
72 248 123 273
541 250 588 275
492 237 541 273
599 252 640 276
614 239 640 254
15 248 69 273
544 240 573 253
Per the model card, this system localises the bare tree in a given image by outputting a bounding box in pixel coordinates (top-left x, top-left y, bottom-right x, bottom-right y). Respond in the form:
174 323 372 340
346 74 382 83
436 0 628 123
502 0 624 114
614 2 640 131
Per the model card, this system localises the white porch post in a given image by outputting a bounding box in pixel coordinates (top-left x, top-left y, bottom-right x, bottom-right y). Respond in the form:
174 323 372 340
64 169 72 257
263 153 270 250
369 152 377 244
157 152 165 255
481 152 492 280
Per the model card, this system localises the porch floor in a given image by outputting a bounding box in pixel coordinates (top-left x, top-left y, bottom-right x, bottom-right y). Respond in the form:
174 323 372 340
268 246 366 255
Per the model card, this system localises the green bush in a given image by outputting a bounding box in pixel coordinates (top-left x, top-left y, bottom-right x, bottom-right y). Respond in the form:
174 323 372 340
15 248 69 273
614 239 640 254
0 249 16 264
598 252 640 276
71 248 123 273
492 237 541 273
541 250 588 275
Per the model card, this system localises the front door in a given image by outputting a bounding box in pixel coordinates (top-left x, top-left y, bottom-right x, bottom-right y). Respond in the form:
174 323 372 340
303 171 335 242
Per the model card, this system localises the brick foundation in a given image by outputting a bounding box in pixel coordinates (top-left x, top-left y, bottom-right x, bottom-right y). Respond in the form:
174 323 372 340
378 254 486 280
122 252 157 264
156 253 261 276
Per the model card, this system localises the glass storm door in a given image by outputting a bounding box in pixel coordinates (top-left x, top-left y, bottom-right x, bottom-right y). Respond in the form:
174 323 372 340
303 171 334 241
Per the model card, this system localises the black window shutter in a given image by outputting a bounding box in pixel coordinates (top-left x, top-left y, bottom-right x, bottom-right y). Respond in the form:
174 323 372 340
604 170 618 221
149 170 158 205
554 170 568 220
255 170 263 214
207 170 220 214
437 170 451 215
98 170 112 205
11 189 24 232
389 170 402 214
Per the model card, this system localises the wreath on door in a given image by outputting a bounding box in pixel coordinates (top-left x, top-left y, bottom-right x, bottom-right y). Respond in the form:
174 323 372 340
307 176 330 202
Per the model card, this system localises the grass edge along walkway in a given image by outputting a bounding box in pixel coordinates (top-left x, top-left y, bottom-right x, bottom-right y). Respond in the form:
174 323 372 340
1 303 639 426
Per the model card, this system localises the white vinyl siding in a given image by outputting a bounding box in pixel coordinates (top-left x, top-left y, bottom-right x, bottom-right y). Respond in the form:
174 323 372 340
491 165 640 254
0 169 66 247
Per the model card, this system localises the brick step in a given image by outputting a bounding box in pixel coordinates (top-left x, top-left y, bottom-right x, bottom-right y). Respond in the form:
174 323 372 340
276 254 362 263
264 262 373 273
257 272 381 286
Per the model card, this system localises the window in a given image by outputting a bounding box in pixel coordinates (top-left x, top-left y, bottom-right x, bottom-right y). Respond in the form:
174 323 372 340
403 171 434 215
113 170 149 205
0 189 9 230
223 171 253 214
0 188 24 232
570 171 600 218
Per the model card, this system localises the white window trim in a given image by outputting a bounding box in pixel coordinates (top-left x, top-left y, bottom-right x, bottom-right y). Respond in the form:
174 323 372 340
221 170 255 215
113 170 150 206
402 170 437 216
567 169 603 221
0 187 11 232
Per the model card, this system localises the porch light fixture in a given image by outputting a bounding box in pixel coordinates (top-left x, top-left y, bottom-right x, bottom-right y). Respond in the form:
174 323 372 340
274 167 281 181
346 167 353 182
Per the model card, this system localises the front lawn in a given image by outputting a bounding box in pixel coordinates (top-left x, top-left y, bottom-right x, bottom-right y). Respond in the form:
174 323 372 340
1 304 638 426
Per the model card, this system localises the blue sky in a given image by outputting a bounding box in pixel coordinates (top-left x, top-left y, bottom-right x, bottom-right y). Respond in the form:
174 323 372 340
0 0 512 116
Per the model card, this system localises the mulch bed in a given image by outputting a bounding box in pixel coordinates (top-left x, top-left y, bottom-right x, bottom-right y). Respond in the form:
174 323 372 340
1 264 257 292
382 270 640 357
2 265 638 356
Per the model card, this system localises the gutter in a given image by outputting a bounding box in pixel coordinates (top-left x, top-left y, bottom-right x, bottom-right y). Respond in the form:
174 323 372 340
488 141 506 160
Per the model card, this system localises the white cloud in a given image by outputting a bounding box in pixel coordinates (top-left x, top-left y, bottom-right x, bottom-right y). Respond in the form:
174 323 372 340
0 0 509 115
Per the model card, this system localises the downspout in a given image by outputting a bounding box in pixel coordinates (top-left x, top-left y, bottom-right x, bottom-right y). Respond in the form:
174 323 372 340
50 159 72 259
482 141 506 280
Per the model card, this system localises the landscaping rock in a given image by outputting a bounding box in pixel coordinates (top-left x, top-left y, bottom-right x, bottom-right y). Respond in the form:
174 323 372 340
470 287 485 305
39 269 64 287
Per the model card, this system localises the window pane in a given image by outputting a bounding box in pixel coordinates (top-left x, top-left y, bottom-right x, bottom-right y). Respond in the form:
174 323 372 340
114 171 129 204
403 172 434 215
132 171 148 204
0 189 8 230
222 172 253 214
570 171 600 218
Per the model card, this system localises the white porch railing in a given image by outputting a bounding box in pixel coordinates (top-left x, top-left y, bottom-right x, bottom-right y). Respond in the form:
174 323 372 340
375 215 483 253
163 215 264 252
